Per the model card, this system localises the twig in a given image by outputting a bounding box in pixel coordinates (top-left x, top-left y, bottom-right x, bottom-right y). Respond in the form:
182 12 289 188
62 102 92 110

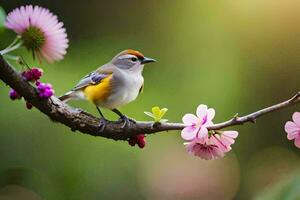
207 92 300 130
0 55 299 141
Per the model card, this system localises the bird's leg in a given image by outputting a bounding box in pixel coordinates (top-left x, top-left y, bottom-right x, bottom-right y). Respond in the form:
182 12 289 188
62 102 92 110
96 106 107 133
112 108 136 128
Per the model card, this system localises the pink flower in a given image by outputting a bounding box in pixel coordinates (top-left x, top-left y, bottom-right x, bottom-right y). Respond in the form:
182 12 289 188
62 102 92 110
185 136 224 160
181 104 215 140
5 5 69 63
185 131 238 160
284 112 300 148
212 131 239 152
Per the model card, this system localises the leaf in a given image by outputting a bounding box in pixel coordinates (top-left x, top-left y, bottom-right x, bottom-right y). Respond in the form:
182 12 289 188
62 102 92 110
160 119 168 123
144 111 154 118
152 106 161 118
160 108 168 117
145 106 168 122
0 6 6 31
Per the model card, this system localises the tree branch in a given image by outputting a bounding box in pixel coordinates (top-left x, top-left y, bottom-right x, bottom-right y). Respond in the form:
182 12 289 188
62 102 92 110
0 55 299 141
208 92 300 130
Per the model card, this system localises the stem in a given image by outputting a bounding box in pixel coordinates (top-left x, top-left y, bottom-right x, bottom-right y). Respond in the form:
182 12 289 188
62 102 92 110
18 56 31 69
207 92 300 130
5 36 21 49
3 54 20 61
0 41 23 55
3 55 30 71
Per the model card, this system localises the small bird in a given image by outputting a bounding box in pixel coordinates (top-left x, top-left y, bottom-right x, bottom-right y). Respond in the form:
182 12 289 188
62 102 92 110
59 49 156 130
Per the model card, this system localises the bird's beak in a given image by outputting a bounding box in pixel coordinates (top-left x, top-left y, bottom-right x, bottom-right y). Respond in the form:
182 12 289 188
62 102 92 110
141 57 156 64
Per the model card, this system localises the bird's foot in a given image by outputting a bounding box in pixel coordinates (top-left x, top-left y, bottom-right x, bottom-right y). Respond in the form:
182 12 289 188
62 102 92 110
97 117 108 133
119 115 136 128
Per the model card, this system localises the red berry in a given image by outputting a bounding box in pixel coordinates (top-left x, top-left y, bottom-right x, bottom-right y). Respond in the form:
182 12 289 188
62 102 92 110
137 134 146 148
128 134 146 148
128 137 138 146
26 102 33 109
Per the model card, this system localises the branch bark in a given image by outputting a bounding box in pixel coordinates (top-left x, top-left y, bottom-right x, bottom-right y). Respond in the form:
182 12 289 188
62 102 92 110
0 55 299 141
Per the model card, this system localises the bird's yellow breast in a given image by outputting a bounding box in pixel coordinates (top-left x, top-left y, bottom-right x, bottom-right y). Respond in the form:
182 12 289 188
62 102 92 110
83 75 113 104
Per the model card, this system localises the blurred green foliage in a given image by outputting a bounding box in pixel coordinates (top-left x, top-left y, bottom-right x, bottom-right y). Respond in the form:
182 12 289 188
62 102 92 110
255 172 300 200
0 1 299 199
0 6 5 31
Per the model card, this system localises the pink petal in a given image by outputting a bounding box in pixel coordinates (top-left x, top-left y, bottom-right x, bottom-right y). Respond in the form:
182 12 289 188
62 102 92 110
294 137 300 148
196 104 208 119
220 136 235 146
285 121 300 140
292 112 300 127
205 121 214 127
182 114 198 125
222 131 239 139
287 133 299 140
206 108 215 121
199 151 214 160
181 126 197 140
211 135 227 152
185 137 225 160
211 147 225 159
198 126 208 138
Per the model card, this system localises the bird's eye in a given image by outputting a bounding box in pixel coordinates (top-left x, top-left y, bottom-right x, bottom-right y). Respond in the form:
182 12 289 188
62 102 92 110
131 57 137 62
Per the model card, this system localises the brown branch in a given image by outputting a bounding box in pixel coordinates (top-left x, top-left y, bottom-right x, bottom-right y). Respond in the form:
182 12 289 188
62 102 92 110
0 55 299 141
208 92 300 130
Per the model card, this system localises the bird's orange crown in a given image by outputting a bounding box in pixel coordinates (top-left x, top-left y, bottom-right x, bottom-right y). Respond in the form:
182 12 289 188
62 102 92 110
124 49 144 59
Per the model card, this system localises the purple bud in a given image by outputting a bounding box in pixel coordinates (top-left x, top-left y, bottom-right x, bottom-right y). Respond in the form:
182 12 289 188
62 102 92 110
46 89 54 96
31 67 43 80
37 82 55 99
36 80 41 86
22 71 33 81
45 83 52 90
22 67 43 81
9 89 22 100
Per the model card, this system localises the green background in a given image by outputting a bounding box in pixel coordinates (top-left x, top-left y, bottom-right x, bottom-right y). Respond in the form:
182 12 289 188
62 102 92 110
0 1 299 199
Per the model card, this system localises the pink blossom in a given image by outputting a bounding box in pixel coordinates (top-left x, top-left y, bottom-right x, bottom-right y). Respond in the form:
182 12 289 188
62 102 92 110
185 131 238 160
185 136 224 160
5 5 69 63
212 131 239 152
284 112 300 148
181 104 215 140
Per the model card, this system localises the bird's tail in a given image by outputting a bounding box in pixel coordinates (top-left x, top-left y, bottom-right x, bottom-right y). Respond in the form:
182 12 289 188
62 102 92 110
59 91 79 103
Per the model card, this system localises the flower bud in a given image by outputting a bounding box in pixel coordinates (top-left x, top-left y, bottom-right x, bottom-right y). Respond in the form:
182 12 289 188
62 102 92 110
128 134 146 149
9 89 22 100
26 102 33 109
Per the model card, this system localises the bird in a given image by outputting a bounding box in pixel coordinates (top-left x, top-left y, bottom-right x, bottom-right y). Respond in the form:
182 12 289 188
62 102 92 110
59 49 156 131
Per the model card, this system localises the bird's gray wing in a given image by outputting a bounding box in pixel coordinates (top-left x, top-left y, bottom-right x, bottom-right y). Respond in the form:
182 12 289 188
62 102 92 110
72 65 113 91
